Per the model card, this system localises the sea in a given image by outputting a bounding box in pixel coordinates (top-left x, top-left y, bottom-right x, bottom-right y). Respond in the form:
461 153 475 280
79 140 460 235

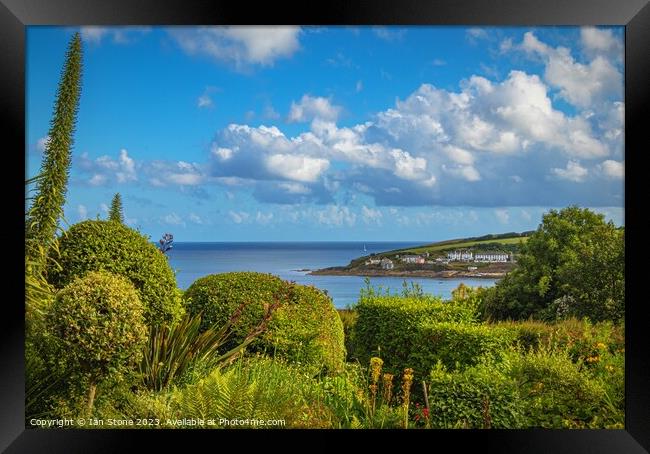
166 242 498 309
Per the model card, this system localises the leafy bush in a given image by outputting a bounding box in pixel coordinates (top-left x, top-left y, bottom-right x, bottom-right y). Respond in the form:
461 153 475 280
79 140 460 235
183 272 345 375
353 292 478 377
504 349 609 428
48 271 149 414
495 318 624 361
427 361 527 428
337 309 358 361
410 322 516 373
480 207 624 322
47 220 183 326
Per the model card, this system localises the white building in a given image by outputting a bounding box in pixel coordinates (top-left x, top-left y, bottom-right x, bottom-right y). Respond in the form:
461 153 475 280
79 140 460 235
447 250 474 262
380 258 394 270
365 258 381 265
401 255 425 264
474 253 510 263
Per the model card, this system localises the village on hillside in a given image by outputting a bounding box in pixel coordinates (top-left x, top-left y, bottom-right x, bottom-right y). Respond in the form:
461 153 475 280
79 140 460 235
365 250 516 271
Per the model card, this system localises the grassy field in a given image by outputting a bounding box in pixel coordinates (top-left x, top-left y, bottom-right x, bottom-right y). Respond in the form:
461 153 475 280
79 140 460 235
359 235 530 260
401 236 529 255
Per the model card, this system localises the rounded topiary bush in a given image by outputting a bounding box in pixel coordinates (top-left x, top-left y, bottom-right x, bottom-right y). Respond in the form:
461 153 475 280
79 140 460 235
47 220 183 326
183 272 345 375
48 271 148 413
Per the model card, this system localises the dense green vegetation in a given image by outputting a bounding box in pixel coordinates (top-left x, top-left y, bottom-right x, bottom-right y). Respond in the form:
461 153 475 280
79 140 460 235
25 34 624 430
48 271 148 414
183 272 345 375
47 220 184 326
480 206 624 322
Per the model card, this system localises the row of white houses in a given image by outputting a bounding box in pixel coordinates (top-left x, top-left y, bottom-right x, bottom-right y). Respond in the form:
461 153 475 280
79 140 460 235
363 249 514 269
446 250 513 263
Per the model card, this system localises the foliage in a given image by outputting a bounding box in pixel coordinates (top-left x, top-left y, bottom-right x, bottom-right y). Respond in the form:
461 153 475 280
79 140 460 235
409 321 516 372
25 33 83 269
47 271 148 413
504 348 613 428
25 338 67 422
426 361 527 428
353 285 478 377
496 317 624 361
47 220 183 326
338 309 358 361
140 306 278 392
183 272 345 375
168 356 330 428
319 360 408 429
108 193 124 223
481 206 624 322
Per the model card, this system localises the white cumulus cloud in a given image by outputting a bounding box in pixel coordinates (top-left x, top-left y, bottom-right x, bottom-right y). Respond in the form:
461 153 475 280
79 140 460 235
288 95 342 123
552 160 588 182
169 26 301 69
600 160 624 179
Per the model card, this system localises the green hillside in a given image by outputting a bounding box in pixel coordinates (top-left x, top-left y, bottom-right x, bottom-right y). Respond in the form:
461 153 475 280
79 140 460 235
348 231 532 267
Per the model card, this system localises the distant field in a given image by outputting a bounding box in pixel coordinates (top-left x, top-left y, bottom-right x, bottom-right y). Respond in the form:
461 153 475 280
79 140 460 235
402 236 528 254
368 235 529 258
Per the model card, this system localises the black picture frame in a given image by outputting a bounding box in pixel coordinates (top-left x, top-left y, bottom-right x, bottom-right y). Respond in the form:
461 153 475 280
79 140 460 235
3 0 648 451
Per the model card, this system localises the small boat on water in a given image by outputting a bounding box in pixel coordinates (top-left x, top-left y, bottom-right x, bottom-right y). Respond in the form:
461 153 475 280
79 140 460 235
363 244 367 252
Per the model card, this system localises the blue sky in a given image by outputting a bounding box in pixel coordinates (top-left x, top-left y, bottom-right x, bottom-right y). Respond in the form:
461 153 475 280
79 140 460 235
26 26 624 242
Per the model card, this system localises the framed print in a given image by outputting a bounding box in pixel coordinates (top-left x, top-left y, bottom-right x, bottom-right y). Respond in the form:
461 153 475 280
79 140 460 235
3 0 649 451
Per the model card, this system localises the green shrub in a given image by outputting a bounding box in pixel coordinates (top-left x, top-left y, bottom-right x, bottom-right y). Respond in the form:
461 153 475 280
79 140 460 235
495 318 624 362
183 272 345 375
410 322 516 373
337 309 358 361
47 220 183 326
353 294 478 377
48 271 149 414
427 361 527 429
504 349 607 428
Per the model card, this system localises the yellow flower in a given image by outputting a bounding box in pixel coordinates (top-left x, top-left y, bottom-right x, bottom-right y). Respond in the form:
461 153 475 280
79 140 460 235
370 357 383 385
595 342 607 350
382 373 394 403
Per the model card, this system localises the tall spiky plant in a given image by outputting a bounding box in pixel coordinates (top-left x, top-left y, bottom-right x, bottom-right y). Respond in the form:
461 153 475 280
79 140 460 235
25 32 83 269
109 193 124 223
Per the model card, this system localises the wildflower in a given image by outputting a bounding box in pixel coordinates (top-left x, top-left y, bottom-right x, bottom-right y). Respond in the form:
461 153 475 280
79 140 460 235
382 373 394 404
370 357 383 385
596 342 607 350
400 368 415 429
402 367 414 397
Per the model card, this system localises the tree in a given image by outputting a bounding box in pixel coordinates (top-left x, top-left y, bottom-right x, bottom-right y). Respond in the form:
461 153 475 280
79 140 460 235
48 271 148 415
481 206 624 322
25 32 83 268
109 193 124 223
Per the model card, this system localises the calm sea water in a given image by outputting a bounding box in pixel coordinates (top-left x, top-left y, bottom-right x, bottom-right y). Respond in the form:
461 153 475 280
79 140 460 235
166 242 498 309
